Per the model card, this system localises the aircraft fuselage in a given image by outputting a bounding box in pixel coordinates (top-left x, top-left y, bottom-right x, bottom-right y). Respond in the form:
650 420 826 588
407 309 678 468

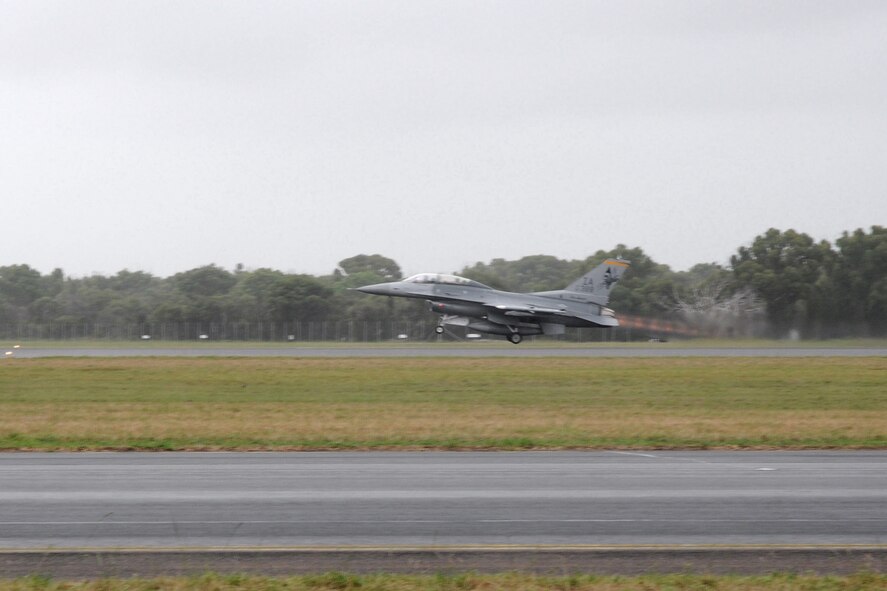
356 259 629 343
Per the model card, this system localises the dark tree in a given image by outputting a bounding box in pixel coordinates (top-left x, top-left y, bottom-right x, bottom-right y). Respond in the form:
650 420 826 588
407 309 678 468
834 226 887 334
731 228 833 337
336 254 402 281
171 265 237 298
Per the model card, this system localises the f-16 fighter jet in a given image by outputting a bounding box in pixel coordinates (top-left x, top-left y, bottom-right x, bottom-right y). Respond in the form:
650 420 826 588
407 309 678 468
356 258 630 344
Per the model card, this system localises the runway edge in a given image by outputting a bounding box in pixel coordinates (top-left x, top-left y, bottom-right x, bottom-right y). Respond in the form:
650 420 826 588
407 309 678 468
2 547 886 577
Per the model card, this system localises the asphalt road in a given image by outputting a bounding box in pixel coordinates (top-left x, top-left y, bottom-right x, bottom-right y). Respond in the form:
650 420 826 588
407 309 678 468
7 345 887 357
2 451 885 550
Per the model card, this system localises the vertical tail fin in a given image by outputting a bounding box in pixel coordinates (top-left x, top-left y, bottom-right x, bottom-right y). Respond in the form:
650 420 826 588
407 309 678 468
565 258 630 304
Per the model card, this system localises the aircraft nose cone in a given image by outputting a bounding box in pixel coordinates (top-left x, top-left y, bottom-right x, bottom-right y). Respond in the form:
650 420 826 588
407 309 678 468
355 283 394 296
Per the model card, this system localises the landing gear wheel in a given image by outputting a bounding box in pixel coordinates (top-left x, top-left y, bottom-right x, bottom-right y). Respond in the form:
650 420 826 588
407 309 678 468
434 325 445 334
508 333 523 344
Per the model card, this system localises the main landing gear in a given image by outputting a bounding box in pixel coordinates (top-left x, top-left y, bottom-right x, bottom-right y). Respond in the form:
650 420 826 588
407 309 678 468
507 333 523 345
434 325 445 334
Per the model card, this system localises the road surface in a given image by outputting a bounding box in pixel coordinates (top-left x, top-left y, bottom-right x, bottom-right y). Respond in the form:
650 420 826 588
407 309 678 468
7 345 887 357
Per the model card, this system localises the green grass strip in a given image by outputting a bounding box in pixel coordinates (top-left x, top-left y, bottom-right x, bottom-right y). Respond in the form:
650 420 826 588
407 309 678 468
1 357 885 450
5 573 887 591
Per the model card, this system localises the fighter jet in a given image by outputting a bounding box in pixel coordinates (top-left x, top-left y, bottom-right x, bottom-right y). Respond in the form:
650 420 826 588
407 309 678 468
355 258 630 344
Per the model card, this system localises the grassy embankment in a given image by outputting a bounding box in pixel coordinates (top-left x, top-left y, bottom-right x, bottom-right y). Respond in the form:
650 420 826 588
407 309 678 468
1 357 885 450
4 573 887 591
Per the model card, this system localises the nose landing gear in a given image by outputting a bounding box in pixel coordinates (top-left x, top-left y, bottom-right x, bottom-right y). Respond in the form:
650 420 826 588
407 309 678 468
507 333 523 345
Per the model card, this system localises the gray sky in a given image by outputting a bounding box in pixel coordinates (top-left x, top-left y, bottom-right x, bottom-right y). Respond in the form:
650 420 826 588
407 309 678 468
2 1 885 279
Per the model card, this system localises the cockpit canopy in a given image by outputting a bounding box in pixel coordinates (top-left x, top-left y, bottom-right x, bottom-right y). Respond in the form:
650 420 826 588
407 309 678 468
404 273 492 289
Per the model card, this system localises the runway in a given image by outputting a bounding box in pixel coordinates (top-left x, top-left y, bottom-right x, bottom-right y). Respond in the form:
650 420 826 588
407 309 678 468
8 345 887 357
1 451 885 575
0 452 887 577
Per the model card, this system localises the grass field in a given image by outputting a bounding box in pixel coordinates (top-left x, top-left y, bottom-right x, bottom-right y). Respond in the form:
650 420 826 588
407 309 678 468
1 357 885 450
5 573 887 591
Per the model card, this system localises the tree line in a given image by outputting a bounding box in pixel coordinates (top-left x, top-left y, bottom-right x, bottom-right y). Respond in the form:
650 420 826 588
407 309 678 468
1 226 885 339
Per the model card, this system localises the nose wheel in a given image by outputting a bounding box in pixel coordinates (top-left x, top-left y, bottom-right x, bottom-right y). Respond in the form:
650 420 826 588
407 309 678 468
434 325 445 334
507 333 523 344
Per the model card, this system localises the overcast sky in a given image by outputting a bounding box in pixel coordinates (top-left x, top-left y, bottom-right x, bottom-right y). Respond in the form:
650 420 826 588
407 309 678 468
2 1 885 279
